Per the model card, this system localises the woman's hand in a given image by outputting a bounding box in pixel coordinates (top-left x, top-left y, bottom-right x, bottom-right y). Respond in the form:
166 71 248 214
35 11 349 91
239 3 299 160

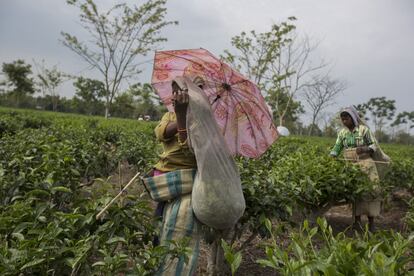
172 87 189 142
173 88 189 116
356 146 372 155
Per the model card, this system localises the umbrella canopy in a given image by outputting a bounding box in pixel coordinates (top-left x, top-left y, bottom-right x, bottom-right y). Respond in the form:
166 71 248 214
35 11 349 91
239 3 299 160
151 48 278 158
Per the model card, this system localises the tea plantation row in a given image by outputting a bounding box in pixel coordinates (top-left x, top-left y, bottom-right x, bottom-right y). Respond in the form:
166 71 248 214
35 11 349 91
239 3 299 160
1 107 413 274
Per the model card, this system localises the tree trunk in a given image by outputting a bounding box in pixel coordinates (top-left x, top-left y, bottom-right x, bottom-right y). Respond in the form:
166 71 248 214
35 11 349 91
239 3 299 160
105 105 109 119
52 96 58 112
308 125 313 136
308 115 317 136
14 92 20 108
279 115 284 127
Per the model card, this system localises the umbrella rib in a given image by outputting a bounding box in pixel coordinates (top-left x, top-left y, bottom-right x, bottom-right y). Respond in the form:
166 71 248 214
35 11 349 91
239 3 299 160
227 91 260 156
229 89 275 152
231 82 273 122
229 93 241 155
233 91 273 135
220 91 231 149
180 51 227 86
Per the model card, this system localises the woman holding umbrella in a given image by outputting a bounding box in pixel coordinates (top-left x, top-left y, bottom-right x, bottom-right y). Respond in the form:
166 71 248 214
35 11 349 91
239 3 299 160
148 48 279 274
330 106 389 232
143 77 205 276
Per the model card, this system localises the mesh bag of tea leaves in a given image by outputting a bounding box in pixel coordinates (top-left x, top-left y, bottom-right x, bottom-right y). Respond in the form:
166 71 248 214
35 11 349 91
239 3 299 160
174 76 245 230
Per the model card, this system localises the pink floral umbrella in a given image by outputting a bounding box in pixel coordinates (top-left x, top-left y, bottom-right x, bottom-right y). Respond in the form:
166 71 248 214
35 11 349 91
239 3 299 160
151 48 278 158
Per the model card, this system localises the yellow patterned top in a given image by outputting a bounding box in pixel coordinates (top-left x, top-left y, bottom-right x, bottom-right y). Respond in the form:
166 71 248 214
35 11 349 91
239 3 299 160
154 112 197 172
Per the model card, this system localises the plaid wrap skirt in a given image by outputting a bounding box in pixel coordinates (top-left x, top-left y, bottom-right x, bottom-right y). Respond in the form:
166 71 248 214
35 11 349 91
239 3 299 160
143 169 201 276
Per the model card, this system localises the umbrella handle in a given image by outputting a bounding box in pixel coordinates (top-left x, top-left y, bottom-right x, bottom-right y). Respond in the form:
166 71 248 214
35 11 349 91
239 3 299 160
96 172 141 220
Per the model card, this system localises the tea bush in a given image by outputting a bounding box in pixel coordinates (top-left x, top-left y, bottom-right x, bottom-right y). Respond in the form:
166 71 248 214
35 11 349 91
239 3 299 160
1 107 413 274
0 108 186 274
258 218 414 275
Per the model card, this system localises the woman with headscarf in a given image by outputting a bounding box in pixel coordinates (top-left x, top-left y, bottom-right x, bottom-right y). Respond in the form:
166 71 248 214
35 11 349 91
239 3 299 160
142 76 206 276
330 106 389 231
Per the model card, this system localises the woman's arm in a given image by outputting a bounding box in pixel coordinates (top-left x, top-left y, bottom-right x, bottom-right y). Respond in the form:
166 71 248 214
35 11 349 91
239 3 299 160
330 131 344 157
164 121 178 139
356 127 377 154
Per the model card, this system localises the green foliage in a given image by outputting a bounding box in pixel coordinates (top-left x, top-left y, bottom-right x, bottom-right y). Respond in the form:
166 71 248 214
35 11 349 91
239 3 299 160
405 198 414 232
1 60 35 107
383 159 414 193
0 108 179 274
0 193 186 275
1 108 413 274
34 61 66 111
392 111 414 129
222 18 296 87
0 80 166 120
1 60 35 95
221 239 242 276
357 97 396 135
127 83 166 120
258 218 414 275
222 18 302 127
236 135 413 246
237 137 378 234
266 88 304 127
392 112 414 145
393 131 414 145
72 77 106 116
111 92 137 119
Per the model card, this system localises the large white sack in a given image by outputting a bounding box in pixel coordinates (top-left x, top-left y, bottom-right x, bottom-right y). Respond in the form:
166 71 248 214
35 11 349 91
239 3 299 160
177 77 245 230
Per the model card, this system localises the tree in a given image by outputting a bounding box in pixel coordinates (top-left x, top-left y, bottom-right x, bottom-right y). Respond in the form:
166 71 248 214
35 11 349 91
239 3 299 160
222 20 328 127
266 88 304 129
221 19 299 127
34 61 66 111
61 0 178 118
357 97 396 135
269 34 328 127
393 131 414 145
392 111 414 133
305 123 323 136
1 60 35 107
111 91 136 118
129 83 165 120
303 76 346 135
73 77 106 115
321 112 343 137
222 18 296 89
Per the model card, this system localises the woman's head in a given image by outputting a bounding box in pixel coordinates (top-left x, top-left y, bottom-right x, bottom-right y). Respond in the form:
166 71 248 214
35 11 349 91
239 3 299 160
340 111 355 129
171 81 182 95
171 76 205 94
171 77 187 95
192 76 205 89
340 105 365 128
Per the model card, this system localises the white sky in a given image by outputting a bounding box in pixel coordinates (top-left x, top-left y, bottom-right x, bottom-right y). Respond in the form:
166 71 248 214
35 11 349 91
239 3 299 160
0 0 413 124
